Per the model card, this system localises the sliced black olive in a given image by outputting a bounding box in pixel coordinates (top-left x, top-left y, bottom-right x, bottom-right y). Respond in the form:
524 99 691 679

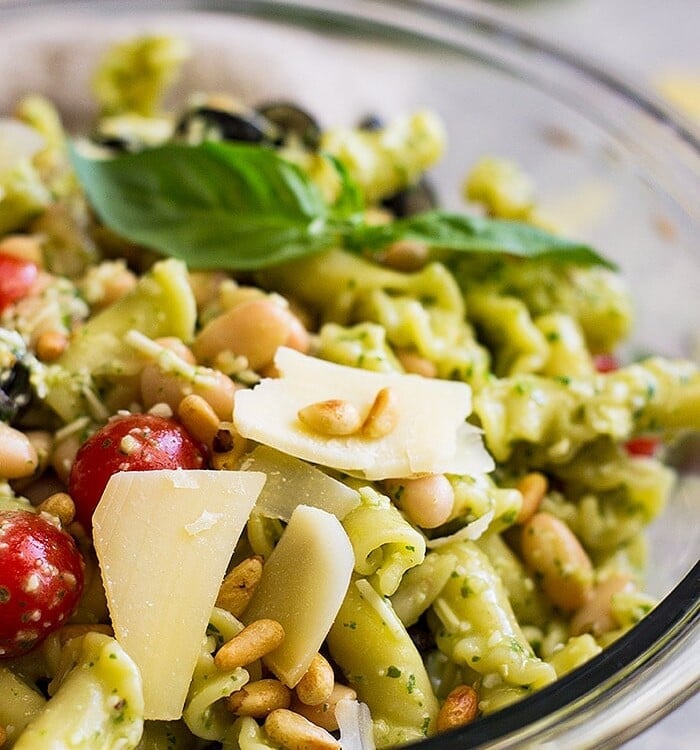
0 360 32 424
256 102 321 149
175 106 280 145
89 133 140 154
382 177 438 218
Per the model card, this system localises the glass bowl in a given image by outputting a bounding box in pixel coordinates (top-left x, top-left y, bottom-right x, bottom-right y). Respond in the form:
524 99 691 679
0 1 697 747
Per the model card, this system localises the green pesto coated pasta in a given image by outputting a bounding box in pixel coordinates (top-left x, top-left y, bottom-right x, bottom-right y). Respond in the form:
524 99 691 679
429 541 556 689
342 487 426 596
222 716 278 750
317 321 403 373
547 634 601 677
448 473 522 534
0 666 47 746
327 577 439 748
13 633 143 750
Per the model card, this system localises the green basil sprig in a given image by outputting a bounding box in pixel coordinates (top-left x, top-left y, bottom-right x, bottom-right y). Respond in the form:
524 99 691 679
70 141 615 271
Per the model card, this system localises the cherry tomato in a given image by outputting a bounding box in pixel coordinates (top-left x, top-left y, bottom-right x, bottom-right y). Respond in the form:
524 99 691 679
593 354 619 373
0 253 38 312
0 509 85 658
69 413 206 531
625 435 661 457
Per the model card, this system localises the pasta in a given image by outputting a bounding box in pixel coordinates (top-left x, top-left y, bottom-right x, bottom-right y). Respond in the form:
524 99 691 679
0 32 698 750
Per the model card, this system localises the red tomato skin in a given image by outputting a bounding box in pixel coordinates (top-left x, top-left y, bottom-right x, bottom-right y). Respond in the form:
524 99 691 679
625 436 661 457
0 510 85 658
593 354 619 373
69 413 206 531
0 254 38 312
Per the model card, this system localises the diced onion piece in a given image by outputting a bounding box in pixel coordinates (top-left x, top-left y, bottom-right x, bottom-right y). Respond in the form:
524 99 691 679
242 505 354 687
234 348 494 480
93 469 266 720
240 445 360 520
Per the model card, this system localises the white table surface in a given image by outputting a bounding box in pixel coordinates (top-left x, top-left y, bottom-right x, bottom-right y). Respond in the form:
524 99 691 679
489 1 699 748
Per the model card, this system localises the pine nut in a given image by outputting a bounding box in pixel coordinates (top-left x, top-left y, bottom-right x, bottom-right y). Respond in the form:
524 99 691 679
380 240 429 271
298 399 363 436
216 556 264 617
37 492 76 526
521 512 594 612
570 573 634 637
295 653 334 706
0 234 42 264
362 387 399 439
395 348 437 378
35 329 68 361
211 423 249 470
436 684 479 732
291 684 357 732
264 709 340 750
0 422 39 479
516 471 548 524
178 393 221 446
215 619 285 671
385 474 454 529
228 678 292 718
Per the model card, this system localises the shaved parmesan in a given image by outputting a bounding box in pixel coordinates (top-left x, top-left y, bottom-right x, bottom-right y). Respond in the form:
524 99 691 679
234 348 494 480
93 469 266 720
242 505 354 687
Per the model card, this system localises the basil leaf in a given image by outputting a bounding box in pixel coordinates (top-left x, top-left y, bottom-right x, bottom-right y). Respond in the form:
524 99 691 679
342 211 616 269
70 141 337 269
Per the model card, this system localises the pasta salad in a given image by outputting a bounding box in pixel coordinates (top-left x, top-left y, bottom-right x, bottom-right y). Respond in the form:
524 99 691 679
0 35 699 750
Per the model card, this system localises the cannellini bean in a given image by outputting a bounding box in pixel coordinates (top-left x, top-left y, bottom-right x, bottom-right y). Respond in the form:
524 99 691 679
291 684 357 732
521 512 594 612
193 298 305 371
51 432 81 485
380 239 429 271
0 422 39 479
570 573 634 637
385 474 455 528
228 678 292 718
294 653 334 706
214 619 285 671
436 684 479 732
516 471 548 524
264 709 340 750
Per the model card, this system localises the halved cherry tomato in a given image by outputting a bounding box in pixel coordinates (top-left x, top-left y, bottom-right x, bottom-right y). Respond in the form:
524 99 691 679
69 413 206 531
0 509 85 658
0 253 38 312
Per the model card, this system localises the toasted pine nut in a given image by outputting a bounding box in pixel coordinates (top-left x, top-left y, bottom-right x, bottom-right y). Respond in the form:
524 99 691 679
0 234 42 264
292 684 357 732
516 472 548 524
295 653 334 706
0 422 39 480
216 556 264 617
35 329 68 361
264 709 340 750
298 399 362 436
436 684 479 732
37 492 76 526
380 240 429 272
56 623 114 647
215 619 285 671
178 393 221 446
362 387 399 439
228 678 292 718
211 423 249 470
571 573 634 637
521 512 594 612
193 298 295 371
395 349 438 378
385 474 454 529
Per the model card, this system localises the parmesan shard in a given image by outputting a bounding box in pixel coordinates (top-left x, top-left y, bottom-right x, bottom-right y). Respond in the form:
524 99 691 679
242 505 354 687
92 469 266 720
234 347 494 480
